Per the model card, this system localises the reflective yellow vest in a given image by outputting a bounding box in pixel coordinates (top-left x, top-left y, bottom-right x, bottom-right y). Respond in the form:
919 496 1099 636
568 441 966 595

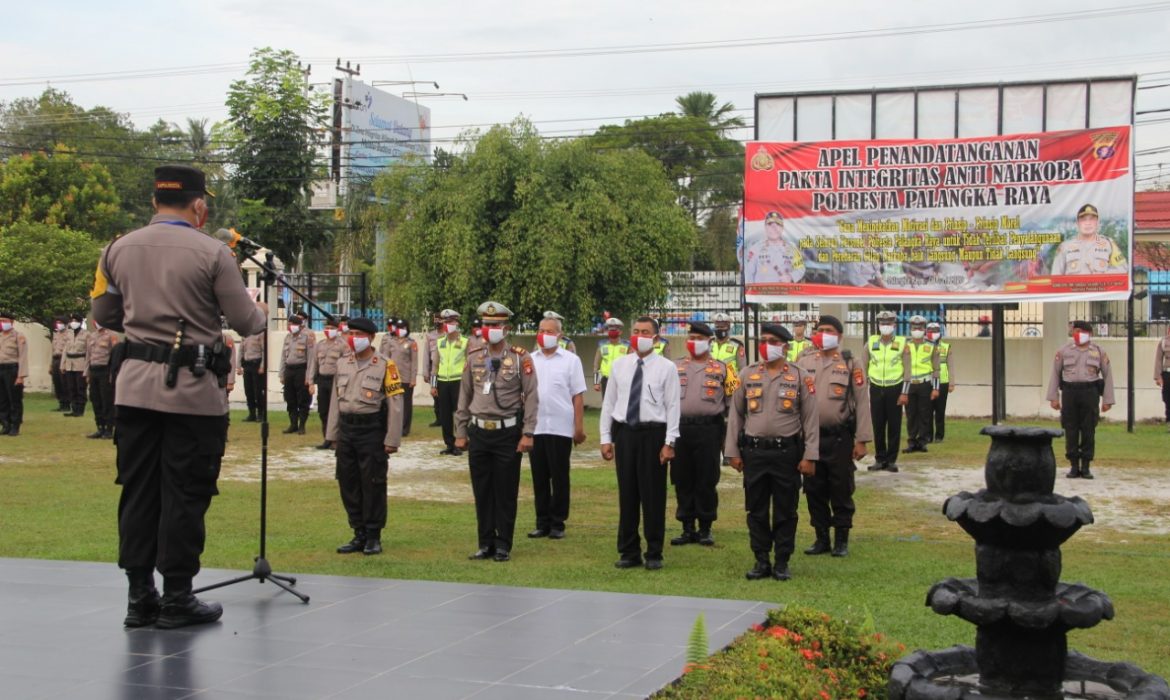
436 336 468 381
599 342 629 378
711 339 743 372
867 334 905 386
653 340 667 356
787 338 812 362
907 341 934 379
936 341 951 384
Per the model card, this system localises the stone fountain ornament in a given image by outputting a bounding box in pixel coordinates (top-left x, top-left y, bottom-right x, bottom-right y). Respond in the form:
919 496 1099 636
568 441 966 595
889 426 1169 700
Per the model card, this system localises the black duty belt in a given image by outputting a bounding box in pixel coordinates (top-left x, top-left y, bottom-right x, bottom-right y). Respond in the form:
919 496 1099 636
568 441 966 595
317 373 336 379
66 352 86 358
1063 381 1098 389
285 363 307 370
820 426 848 438
89 364 109 372
743 435 801 450
125 342 198 364
243 358 262 365
0 363 17 370
615 421 666 431
340 413 383 426
680 415 723 425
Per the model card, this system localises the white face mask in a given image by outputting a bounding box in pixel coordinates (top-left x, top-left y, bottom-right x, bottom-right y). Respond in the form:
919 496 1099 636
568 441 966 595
820 333 839 350
1073 331 1091 346
350 336 371 353
538 332 560 350
325 329 338 339
445 323 460 334
69 321 82 330
288 325 301 335
0 322 11 332
879 324 895 336
632 335 656 354
762 343 787 363
54 322 64 331
485 327 507 344
910 329 925 340
397 327 408 338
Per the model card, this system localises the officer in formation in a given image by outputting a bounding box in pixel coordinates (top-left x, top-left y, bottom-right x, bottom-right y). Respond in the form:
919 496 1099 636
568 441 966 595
864 311 906 472
785 315 811 361
382 317 419 436
51 317 70 411
1047 320 1114 479
421 311 443 427
1154 324 1170 430
310 317 346 449
926 322 954 443
468 317 486 353
725 323 818 581
710 312 747 374
796 316 871 558
0 311 28 437
326 317 405 556
593 316 628 395
653 332 671 358
84 320 120 439
60 312 90 418
670 322 738 548
238 329 265 422
744 211 805 284
1050 204 1127 275
454 301 539 562
900 315 937 455
279 312 314 435
532 310 577 354
431 309 468 456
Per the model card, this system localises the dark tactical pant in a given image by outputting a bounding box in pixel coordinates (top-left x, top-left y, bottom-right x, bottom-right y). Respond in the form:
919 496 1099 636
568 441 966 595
1061 384 1100 463
282 364 310 425
468 424 523 552
115 407 226 585
88 365 114 429
335 420 389 532
671 420 723 527
530 434 572 531
804 431 857 530
1161 372 1170 421
51 355 67 407
613 421 668 561
932 383 950 440
64 370 87 414
242 359 263 415
316 375 334 439
0 363 24 431
401 384 414 436
905 382 933 448
869 384 902 465
436 380 461 450
743 439 802 562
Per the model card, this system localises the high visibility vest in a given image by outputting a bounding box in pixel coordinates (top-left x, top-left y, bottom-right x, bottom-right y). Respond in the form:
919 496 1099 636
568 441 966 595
936 342 951 384
867 335 905 386
653 340 666 356
907 341 934 379
436 336 468 381
599 342 628 378
787 338 811 362
711 339 742 372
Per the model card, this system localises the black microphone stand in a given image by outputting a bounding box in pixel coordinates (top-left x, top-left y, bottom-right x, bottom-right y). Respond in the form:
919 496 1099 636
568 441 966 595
195 244 333 604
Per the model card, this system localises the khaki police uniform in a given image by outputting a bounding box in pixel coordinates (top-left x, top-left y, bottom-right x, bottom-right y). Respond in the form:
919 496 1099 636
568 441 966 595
455 338 539 557
280 329 315 433
725 360 819 568
84 327 119 437
383 334 419 436
901 338 938 452
240 333 264 420
310 333 346 443
797 350 872 537
1046 341 1115 474
421 327 441 425
61 325 90 416
672 355 738 539
0 323 28 435
52 324 69 410
864 333 906 470
1154 333 1170 423
1051 234 1126 275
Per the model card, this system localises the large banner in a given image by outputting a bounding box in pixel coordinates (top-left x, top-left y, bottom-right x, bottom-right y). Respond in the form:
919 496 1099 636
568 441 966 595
742 127 1133 302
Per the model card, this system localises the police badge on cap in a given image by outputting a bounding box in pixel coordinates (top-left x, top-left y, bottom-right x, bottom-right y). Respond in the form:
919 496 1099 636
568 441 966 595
1076 204 1099 219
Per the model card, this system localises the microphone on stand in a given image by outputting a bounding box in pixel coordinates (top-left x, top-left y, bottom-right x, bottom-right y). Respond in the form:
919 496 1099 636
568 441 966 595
212 228 263 252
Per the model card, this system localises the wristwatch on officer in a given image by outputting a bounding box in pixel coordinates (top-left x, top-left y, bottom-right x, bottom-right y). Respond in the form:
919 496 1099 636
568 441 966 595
665 440 675 448
523 432 534 438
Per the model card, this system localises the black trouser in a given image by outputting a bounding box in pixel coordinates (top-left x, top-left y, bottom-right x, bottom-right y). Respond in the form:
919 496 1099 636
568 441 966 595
0 363 24 430
1161 372 1170 421
51 355 67 407
468 423 523 552
64 369 86 414
613 421 668 561
88 365 114 429
804 431 857 530
242 359 263 414
282 364 310 425
869 384 902 465
743 440 802 562
402 384 414 436
1061 384 1100 463
672 420 723 527
932 383 950 440
115 406 226 587
437 380 461 449
316 375 334 438
530 434 572 531
905 382 933 447
335 420 389 532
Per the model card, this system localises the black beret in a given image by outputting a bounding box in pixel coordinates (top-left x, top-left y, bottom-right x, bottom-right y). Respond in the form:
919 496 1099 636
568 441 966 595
154 165 213 197
760 323 793 342
0 311 13 320
348 317 378 334
71 312 84 321
1071 320 1093 332
817 315 843 333
688 321 714 337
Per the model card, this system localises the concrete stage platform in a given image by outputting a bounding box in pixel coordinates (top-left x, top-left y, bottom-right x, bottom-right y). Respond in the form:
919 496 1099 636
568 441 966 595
0 558 769 699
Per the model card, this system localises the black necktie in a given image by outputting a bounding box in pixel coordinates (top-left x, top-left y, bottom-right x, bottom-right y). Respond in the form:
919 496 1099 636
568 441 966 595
627 358 644 426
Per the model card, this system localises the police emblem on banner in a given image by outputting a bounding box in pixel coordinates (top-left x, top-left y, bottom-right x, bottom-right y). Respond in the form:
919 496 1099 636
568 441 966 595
1091 131 1118 159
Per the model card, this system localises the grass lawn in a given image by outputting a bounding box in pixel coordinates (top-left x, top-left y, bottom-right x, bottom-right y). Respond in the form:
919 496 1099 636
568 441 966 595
2 393 1168 678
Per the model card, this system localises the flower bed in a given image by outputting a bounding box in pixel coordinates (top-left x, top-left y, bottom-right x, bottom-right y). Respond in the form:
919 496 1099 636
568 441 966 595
653 606 905 700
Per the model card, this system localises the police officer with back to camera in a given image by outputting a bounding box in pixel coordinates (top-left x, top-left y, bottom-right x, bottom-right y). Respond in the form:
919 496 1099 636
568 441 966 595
92 164 267 629
901 314 937 455
1047 320 1115 480
326 317 405 556
864 310 906 472
797 315 872 558
309 317 346 449
725 323 818 582
0 310 28 436
455 301 539 563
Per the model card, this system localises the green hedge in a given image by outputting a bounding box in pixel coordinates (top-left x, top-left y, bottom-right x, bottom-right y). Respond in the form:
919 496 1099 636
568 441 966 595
653 606 904 700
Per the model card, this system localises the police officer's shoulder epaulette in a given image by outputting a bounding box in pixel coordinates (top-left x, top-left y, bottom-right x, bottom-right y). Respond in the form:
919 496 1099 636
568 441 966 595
511 345 528 355
469 346 486 354
728 337 744 346
370 355 380 364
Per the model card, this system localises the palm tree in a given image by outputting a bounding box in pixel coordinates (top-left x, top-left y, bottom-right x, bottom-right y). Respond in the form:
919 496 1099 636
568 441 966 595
675 91 745 132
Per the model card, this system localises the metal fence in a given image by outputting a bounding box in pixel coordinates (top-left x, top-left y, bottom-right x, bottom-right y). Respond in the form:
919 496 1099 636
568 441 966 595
276 272 371 330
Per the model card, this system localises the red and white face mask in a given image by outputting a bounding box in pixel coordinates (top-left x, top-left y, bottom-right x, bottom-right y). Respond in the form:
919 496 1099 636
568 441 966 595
485 327 507 344
445 323 460 335
537 332 560 350
396 327 408 338
631 336 656 354
759 342 787 363
686 339 710 358
347 335 371 353
926 331 941 343
811 332 839 351
325 328 339 339
1073 331 1092 346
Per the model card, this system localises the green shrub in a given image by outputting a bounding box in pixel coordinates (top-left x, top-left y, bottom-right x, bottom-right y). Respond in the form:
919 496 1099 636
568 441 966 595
653 606 905 700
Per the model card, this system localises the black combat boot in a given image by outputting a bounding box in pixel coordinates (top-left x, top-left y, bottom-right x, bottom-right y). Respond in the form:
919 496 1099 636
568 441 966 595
156 578 222 629
4 425 18 437
297 414 308 435
1065 458 1081 479
282 412 298 434
772 558 792 581
670 523 698 546
697 522 715 546
123 568 160 628
831 528 850 557
803 528 831 555
101 426 114 439
1080 460 1094 480
87 425 104 439
336 529 366 554
243 409 257 423
363 529 383 555
745 558 772 580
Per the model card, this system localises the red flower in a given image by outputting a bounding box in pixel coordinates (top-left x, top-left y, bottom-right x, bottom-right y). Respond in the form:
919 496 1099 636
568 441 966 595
820 691 831 700
801 649 816 661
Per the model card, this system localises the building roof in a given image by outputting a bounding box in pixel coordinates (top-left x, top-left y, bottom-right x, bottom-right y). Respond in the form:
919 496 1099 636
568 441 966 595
1136 191 1170 232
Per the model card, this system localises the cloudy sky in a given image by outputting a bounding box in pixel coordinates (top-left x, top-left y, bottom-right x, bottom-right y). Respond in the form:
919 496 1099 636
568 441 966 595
3 0 1169 183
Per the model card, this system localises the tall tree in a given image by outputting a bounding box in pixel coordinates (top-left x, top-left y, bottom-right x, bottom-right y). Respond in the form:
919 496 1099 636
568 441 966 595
0 147 122 237
675 91 746 132
0 221 103 322
226 47 329 269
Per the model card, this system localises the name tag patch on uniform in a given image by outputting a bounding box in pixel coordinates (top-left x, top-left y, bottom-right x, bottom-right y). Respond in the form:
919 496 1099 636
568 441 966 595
746 388 763 398
784 374 795 381
749 374 762 380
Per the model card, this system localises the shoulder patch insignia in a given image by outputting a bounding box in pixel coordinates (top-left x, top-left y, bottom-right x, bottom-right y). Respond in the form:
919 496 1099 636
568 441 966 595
804 375 816 394
511 345 528 356
853 369 865 386
522 356 533 374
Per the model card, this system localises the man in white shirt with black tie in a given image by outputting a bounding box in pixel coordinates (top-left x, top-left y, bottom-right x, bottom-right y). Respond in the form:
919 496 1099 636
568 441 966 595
600 316 681 570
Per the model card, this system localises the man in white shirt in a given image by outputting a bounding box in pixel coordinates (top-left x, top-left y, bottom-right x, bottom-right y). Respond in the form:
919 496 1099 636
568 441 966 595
528 316 588 540
600 316 681 570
